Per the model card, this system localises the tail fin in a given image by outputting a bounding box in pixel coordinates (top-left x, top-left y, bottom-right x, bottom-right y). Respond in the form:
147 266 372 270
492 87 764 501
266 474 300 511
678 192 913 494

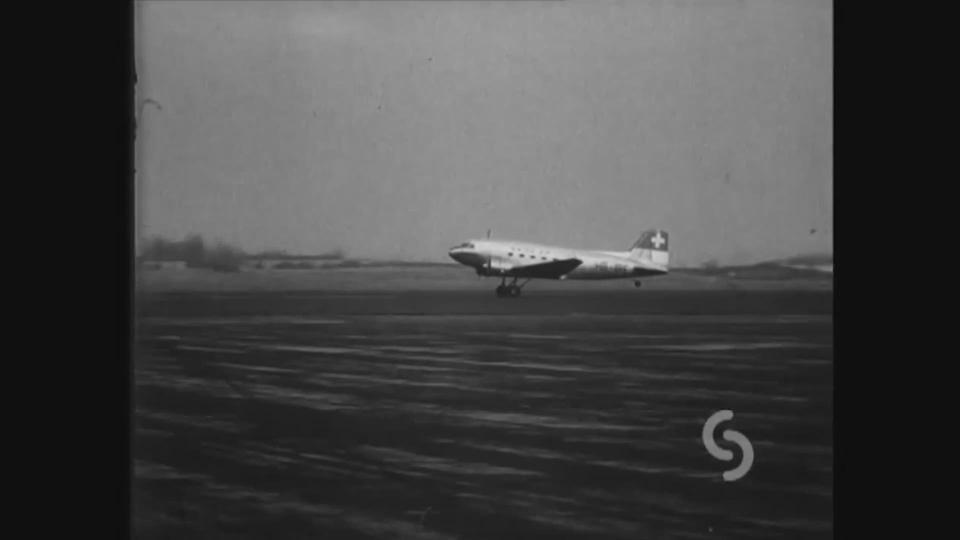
629 229 669 267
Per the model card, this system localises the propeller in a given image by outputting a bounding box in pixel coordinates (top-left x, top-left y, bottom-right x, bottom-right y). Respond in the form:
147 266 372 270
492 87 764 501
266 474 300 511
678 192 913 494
477 253 492 278
478 229 492 278
485 229 492 274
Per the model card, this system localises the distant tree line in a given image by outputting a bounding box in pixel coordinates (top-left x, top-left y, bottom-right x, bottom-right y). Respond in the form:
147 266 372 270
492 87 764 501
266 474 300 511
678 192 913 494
245 248 345 261
138 234 347 272
138 234 246 272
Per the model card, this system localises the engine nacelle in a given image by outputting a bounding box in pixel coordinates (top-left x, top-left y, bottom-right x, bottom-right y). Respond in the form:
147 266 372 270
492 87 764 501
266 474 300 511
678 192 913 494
476 266 503 277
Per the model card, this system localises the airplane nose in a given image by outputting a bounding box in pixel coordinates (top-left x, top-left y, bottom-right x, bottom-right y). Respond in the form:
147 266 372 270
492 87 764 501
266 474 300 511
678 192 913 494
449 248 479 266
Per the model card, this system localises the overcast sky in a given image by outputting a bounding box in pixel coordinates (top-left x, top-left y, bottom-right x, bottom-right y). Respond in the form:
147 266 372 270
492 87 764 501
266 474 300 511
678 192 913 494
135 0 831 266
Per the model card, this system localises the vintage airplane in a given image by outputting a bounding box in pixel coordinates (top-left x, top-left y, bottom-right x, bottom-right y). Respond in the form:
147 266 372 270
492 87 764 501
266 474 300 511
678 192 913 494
448 229 669 297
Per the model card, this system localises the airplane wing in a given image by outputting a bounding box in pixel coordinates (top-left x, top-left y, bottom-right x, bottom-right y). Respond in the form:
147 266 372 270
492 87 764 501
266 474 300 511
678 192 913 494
508 258 582 279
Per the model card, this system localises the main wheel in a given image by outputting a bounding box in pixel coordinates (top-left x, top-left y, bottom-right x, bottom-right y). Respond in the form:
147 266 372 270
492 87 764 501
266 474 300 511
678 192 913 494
495 285 506 297
634 280 642 288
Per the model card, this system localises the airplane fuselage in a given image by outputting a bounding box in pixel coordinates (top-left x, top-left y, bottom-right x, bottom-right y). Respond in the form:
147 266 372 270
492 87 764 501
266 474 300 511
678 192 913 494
449 239 667 280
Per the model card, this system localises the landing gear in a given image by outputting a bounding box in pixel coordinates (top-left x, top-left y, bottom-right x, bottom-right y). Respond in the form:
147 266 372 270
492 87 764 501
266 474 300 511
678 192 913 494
495 285 520 297
495 277 529 298
634 280 643 288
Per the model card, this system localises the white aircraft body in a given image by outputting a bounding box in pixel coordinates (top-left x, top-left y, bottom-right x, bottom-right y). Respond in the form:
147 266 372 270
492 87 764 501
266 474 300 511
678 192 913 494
448 229 669 297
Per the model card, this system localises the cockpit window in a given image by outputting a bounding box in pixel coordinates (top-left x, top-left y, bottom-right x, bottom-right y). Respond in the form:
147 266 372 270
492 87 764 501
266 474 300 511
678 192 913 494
451 242 475 249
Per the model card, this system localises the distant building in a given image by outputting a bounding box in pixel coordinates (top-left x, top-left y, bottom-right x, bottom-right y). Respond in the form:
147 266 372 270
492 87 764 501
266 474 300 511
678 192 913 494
241 258 326 270
242 253 345 270
140 260 187 270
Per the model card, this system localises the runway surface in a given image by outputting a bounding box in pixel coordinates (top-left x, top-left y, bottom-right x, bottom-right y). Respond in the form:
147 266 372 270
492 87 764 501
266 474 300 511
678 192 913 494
133 290 833 539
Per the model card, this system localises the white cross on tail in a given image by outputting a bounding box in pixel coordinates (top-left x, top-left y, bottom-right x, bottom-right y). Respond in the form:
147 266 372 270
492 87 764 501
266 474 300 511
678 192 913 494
651 232 665 249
